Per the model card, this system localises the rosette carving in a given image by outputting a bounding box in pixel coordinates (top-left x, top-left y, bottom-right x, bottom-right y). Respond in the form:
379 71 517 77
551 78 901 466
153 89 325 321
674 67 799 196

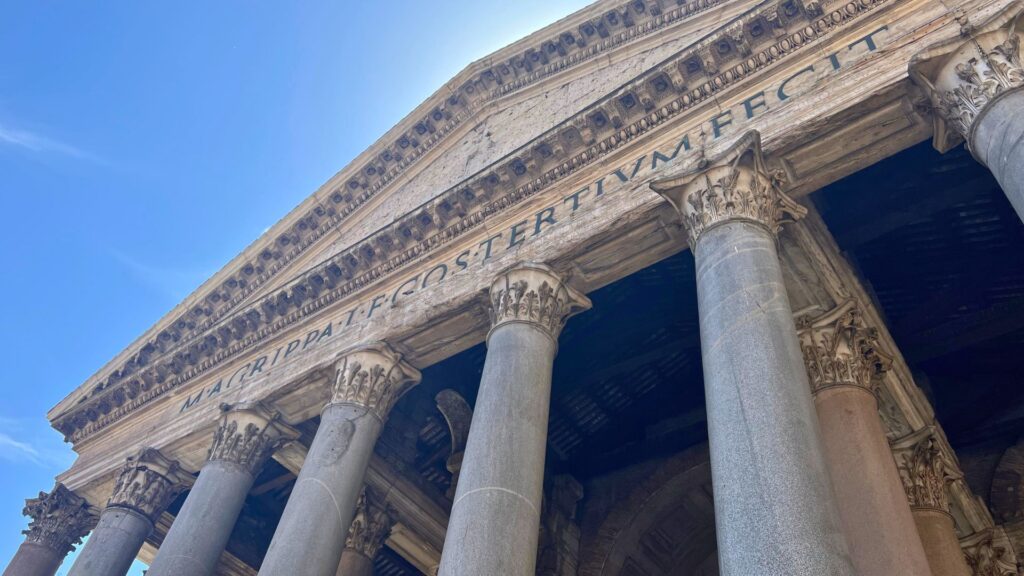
107 448 193 522
488 263 591 341
797 300 893 395
649 131 806 247
344 489 393 558
892 428 960 511
21 484 95 555
910 8 1024 152
207 401 299 476
331 343 422 420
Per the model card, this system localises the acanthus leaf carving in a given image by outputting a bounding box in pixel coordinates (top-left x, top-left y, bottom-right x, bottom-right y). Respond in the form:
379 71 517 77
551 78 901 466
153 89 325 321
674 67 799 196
207 401 299 476
106 448 193 522
488 263 591 342
21 484 95 555
331 343 421 420
650 131 806 246
961 528 1019 576
911 9 1024 152
892 427 961 511
797 300 893 395
345 488 393 559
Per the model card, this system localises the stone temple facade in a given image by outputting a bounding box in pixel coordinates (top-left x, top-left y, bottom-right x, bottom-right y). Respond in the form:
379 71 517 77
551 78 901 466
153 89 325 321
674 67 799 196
6 0 1024 574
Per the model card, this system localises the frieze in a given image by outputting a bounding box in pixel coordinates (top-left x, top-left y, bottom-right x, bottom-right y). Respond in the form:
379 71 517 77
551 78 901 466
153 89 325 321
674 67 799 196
57 0 894 442
21 484 95 555
67 0 725 418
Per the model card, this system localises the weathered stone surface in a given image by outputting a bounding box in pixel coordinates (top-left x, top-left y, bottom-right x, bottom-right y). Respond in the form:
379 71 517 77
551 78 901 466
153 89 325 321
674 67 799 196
438 264 589 576
67 507 153 576
259 344 419 576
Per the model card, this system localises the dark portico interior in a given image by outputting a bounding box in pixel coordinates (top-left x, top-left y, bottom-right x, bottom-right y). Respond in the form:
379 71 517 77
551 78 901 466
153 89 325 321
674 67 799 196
147 139 1024 575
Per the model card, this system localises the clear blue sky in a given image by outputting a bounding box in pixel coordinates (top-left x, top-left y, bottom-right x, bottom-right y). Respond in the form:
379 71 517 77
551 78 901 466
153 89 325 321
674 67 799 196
0 1 591 572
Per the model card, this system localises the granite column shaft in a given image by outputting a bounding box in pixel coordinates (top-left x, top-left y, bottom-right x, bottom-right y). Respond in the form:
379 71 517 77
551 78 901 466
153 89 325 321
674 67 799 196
3 485 93 576
259 344 419 576
437 263 589 576
148 403 297 576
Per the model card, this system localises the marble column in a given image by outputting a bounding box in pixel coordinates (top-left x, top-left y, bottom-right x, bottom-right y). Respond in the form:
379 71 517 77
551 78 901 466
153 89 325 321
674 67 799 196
911 10 1024 221
437 263 590 576
3 484 94 576
650 131 855 576
259 343 420 576
797 301 931 576
68 448 191 576
335 489 393 576
147 402 298 576
894 427 972 576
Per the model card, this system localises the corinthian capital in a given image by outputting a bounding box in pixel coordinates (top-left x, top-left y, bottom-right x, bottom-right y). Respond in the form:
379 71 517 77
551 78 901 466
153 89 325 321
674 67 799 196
961 528 1018 576
488 262 591 342
107 448 193 522
345 489 393 559
649 130 806 247
207 401 300 476
892 427 961 511
331 342 422 420
21 484 95 555
910 8 1024 152
797 300 892 395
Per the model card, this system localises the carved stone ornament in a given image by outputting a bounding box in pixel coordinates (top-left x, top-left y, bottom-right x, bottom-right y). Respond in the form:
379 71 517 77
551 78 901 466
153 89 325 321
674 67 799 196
207 401 300 476
345 489 393 559
961 528 1018 576
892 427 961 512
910 8 1024 152
107 448 193 522
330 342 422 420
488 262 591 343
21 484 96 555
649 130 806 247
796 300 893 395
435 389 473 499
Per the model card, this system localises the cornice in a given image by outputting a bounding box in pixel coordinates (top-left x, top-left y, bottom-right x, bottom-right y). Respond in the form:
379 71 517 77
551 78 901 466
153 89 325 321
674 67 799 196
55 0 895 443
53 0 733 423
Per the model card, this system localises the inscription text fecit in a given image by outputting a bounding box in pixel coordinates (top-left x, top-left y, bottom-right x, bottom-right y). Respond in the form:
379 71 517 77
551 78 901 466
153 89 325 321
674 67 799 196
177 26 888 416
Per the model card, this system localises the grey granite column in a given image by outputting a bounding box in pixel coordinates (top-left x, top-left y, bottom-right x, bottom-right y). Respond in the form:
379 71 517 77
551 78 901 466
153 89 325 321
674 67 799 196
147 402 298 576
893 428 972 576
437 263 590 576
259 343 420 576
650 131 855 576
3 484 94 576
798 301 932 576
911 10 1024 221
68 448 191 576
335 489 393 576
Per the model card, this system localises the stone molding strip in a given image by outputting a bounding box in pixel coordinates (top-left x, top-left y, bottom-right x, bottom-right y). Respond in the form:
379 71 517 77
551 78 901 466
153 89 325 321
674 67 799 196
57 0 894 443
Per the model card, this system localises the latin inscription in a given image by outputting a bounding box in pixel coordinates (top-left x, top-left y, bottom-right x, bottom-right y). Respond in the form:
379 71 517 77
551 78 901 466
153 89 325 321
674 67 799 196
178 26 888 415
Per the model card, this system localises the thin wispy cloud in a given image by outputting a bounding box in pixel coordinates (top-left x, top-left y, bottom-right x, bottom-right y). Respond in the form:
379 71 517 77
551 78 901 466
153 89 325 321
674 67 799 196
109 249 215 303
0 418 72 468
0 122 105 164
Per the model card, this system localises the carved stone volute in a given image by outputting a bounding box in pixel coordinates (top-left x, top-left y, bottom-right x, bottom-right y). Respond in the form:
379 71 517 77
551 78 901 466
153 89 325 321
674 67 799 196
330 342 422 421
345 489 393 559
797 300 893 395
21 484 95 555
207 401 300 476
488 263 591 344
649 130 806 247
892 427 960 512
961 528 1018 576
107 448 193 522
910 8 1024 152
